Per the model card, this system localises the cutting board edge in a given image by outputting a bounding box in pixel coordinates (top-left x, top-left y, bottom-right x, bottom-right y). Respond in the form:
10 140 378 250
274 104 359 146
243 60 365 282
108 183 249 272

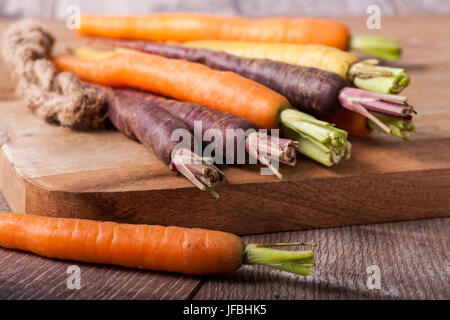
4 165 448 235
0 146 26 212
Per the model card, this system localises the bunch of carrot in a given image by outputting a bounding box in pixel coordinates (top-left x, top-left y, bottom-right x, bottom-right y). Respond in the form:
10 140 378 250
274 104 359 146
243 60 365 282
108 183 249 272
0 14 419 278
54 48 351 167
73 13 415 140
85 40 414 139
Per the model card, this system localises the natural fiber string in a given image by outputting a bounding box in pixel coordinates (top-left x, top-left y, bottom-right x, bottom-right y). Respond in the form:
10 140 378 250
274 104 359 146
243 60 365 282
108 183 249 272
2 19 106 130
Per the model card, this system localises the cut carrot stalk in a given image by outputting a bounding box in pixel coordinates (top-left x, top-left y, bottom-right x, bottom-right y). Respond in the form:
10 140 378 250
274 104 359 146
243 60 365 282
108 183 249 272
0 213 316 276
369 113 415 141
57 48 351 166
322 109 415 141
281 110 351 166
171 148 225 196
350 34 402 61
338 87 415 135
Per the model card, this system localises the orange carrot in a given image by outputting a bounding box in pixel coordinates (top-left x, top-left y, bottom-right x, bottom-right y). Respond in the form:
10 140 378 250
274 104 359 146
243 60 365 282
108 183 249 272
321 109 373 137
79 13 350 50
0 213 315 276
53 49 352 167
52 50 289 129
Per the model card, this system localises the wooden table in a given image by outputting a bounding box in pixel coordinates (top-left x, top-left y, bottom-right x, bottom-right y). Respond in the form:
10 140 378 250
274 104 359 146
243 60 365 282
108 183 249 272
0 15 449 299
0 192 448 300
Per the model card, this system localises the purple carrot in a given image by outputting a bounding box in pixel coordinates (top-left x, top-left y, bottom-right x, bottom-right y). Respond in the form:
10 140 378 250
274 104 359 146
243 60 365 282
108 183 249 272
114 88 298 179
97 40 416 135
82 82 225 194
338 87 415 133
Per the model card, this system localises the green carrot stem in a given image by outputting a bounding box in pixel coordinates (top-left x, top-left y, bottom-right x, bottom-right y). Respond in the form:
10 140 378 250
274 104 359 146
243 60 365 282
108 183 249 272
350 34 402 61
349 59 410 94
207 187 221 199
280 109 351 167
369 113 415 141
244 243 316 276
339 87 415 134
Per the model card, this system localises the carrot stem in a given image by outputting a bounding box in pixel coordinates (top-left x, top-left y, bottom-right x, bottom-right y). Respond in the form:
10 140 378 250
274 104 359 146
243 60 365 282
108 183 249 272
244 243 316 276
245 132 298 180
349 59 410 94
369 113 415 141
350 34 402 60
280 109 351 167
338 87 415 135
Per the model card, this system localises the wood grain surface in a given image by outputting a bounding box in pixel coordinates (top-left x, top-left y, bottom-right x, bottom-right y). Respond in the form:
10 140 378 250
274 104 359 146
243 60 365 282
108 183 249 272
1 17 449 234
194 219 450 300
0 192 448 300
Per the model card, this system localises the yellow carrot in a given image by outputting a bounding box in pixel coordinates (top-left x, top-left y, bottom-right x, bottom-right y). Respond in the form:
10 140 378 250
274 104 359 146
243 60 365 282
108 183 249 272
185 41 357 79
183 41 410 94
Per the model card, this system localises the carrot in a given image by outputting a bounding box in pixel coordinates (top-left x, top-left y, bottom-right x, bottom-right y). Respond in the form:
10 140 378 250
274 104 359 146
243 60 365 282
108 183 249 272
0 213 316 276
87 43 347 114
78 13 402 59
114 88 299 178
54 49 352 167
83 43 415 141
184 41 358 79
84 83 225 194
52 49 289 130
183 41 410 94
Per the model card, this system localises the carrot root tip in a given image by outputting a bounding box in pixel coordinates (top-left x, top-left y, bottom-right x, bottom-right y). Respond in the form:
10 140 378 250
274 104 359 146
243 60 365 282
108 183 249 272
368 113 416 141
350 34 402 61
280 109 350 167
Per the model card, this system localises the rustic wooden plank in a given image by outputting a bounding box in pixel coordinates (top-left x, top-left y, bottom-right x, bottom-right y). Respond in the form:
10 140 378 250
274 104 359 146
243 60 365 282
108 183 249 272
1 100 448 234
1 16 449 235
194 218 450 300
0 249 204 300
2 191 448 300
0 193 203 300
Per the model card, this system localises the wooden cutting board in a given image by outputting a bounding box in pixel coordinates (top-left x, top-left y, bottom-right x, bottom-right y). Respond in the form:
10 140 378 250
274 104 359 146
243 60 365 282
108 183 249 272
0 18 449 235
